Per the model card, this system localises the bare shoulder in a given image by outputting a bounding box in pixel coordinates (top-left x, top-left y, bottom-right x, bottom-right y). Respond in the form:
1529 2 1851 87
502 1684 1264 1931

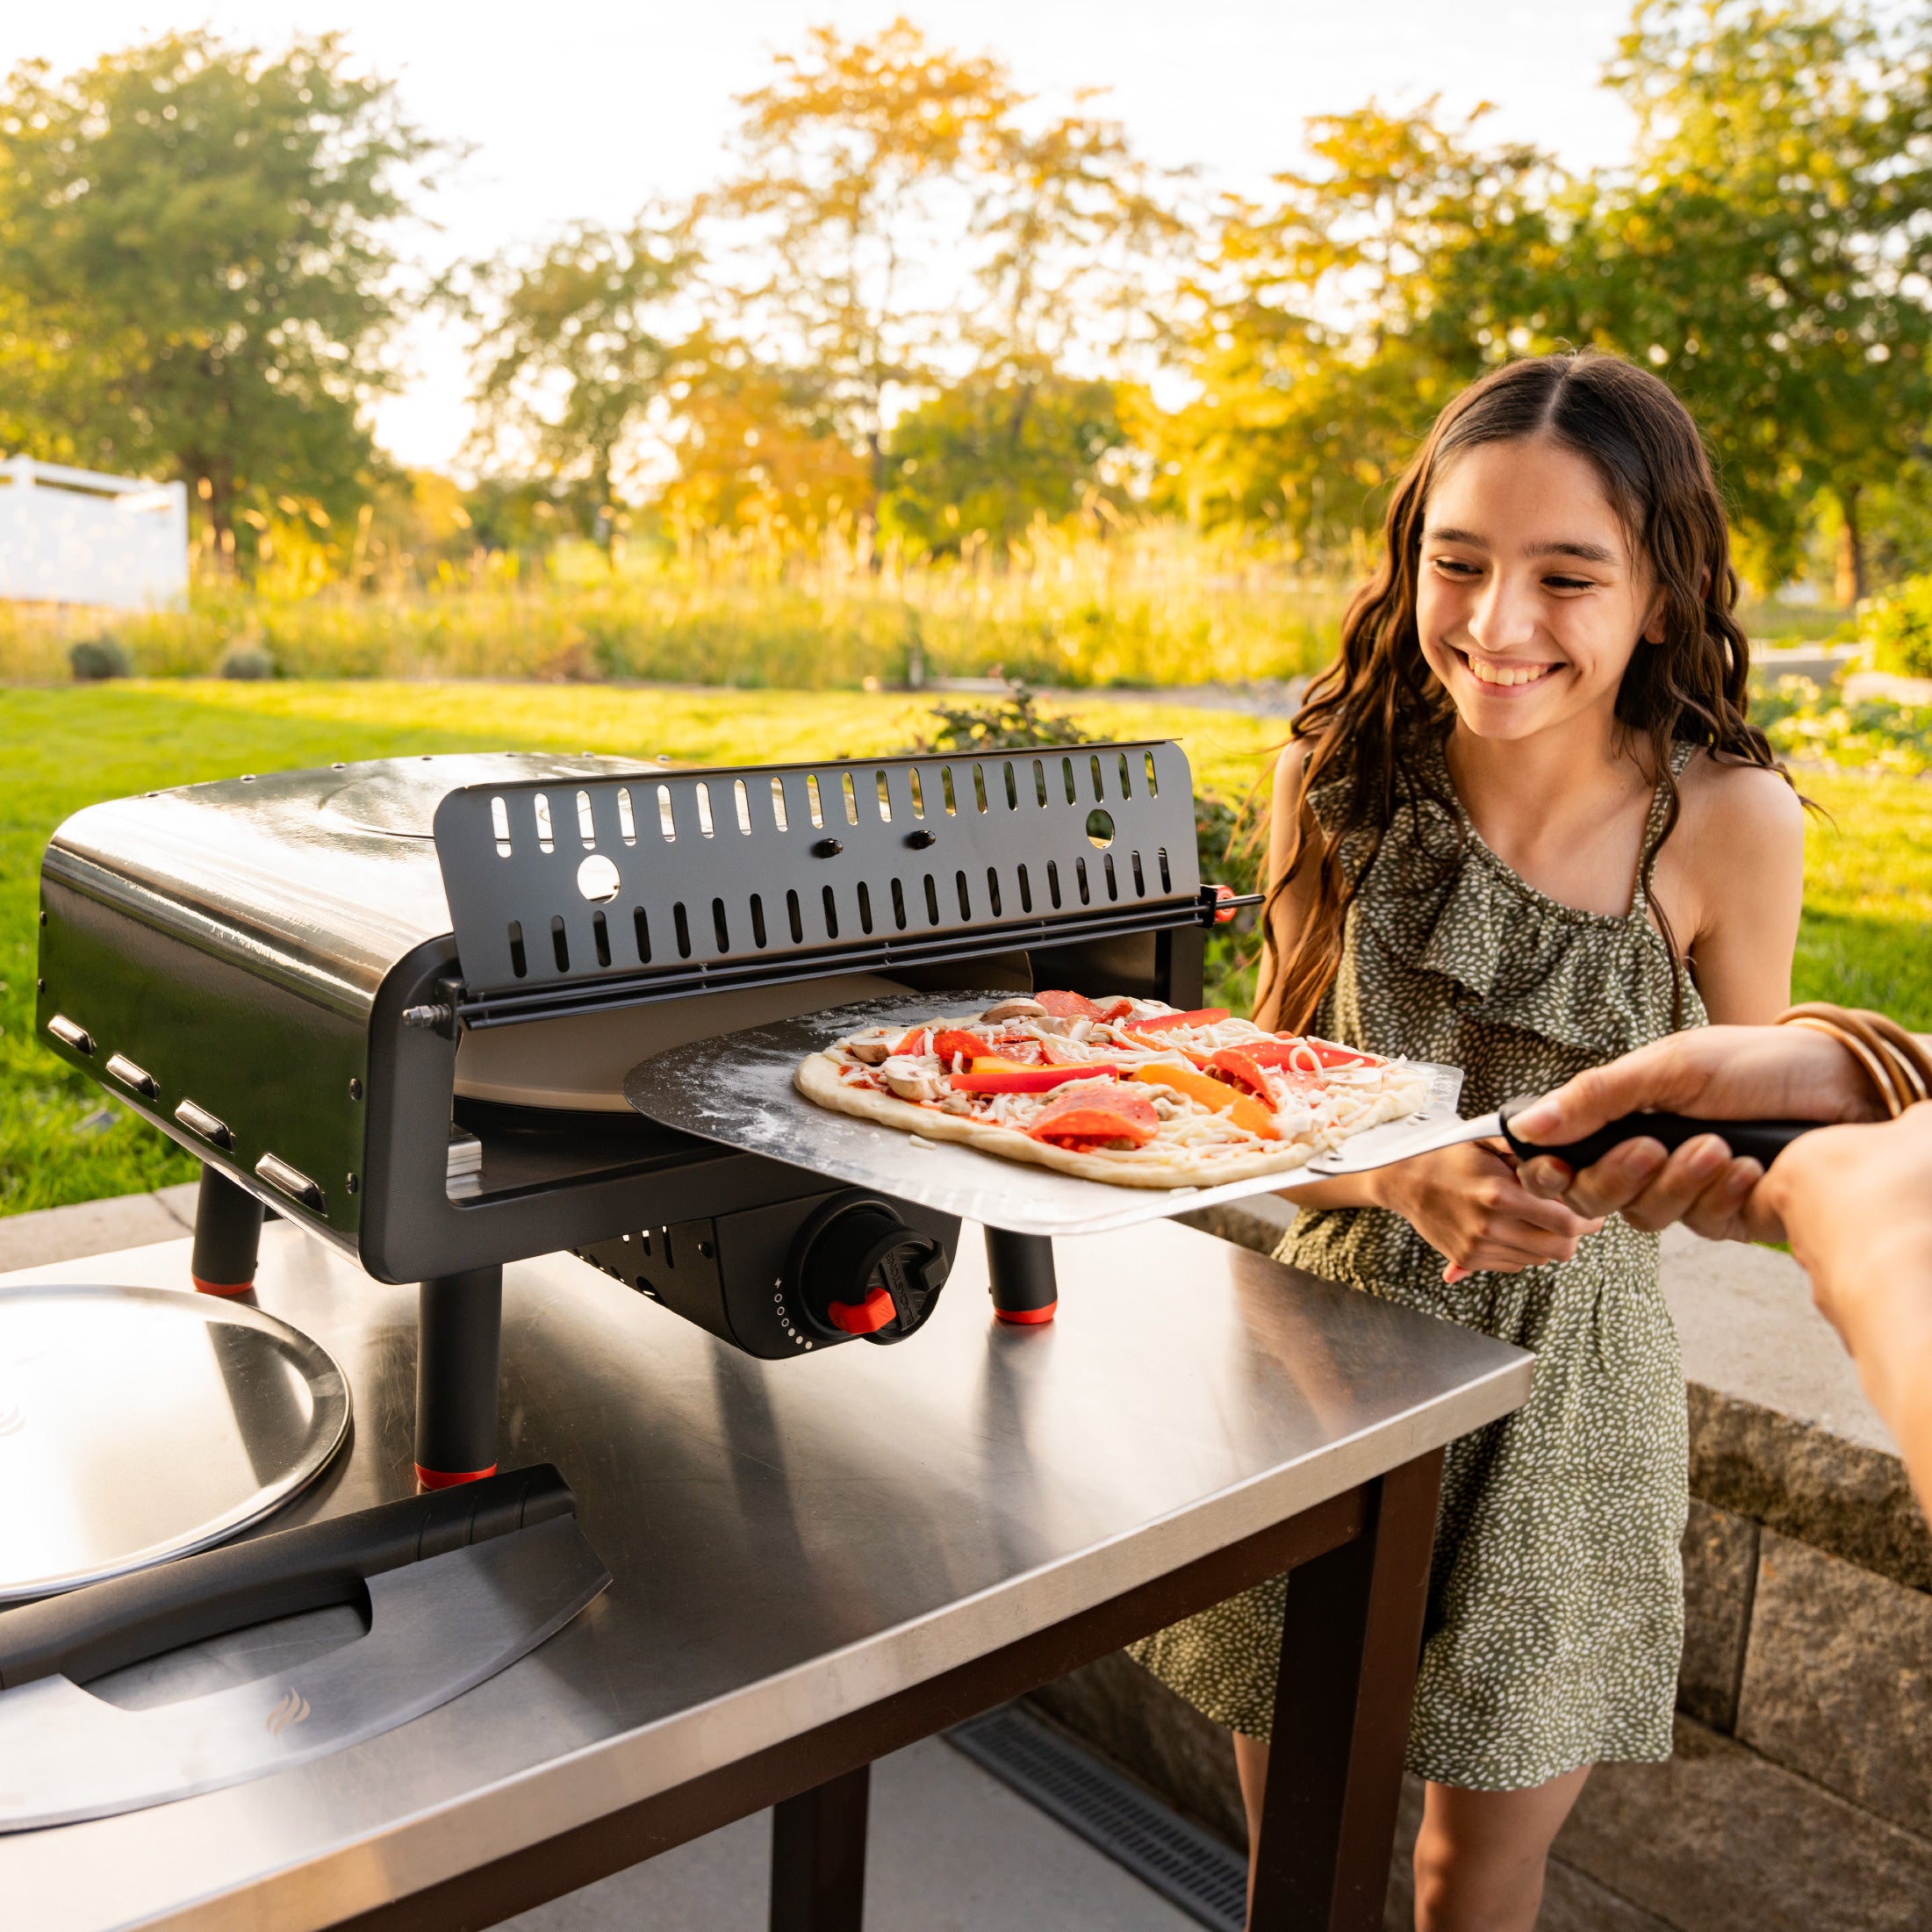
1674 749 1806 850
1664 751 1805 947
1270 733 1314 806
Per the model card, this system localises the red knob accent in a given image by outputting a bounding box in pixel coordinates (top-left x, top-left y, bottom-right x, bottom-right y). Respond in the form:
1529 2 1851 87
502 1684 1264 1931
191 1275 255 1298
995 1301 1058 1325
413 1462 499 1490
1213 884 1239 924
828 1286 896 1334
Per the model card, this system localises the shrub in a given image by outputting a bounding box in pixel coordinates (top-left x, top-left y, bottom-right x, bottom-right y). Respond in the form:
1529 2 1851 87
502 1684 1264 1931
68 637 132 680
1858 577 1932 677
219 648 277 680
904 684 1102 755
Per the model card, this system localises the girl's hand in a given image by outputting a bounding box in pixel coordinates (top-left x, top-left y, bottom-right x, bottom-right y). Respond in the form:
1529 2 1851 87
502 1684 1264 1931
1375 1139 1606 1280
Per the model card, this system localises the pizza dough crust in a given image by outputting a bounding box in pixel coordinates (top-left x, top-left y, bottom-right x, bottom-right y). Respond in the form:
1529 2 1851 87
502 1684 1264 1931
795 1051 1428 1190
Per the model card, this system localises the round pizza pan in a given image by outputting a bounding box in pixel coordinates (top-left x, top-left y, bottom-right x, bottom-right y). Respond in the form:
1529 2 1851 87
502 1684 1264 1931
0 1282 350 1602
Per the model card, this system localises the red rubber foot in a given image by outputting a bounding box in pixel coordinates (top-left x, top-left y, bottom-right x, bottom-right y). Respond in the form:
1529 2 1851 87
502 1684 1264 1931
191 1275 255 1298
414 1462 499 1490
994 1303 1058 1325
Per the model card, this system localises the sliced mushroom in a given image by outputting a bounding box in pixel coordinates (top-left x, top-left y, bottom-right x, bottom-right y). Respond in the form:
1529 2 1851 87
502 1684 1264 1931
881 1057 942 1102
845 1036 894 1065
979 997 1048 1023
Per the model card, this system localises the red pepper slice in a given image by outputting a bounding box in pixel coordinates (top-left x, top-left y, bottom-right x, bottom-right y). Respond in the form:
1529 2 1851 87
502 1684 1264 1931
1028 1087 1159 1148
1035 990 1104 1022
930 1029 995 1065
1233 1037 1378 1071
952 1060 1125 1094
1092 997 1138 1023
1306 1038 1377 1067
1131 1007 1231 1035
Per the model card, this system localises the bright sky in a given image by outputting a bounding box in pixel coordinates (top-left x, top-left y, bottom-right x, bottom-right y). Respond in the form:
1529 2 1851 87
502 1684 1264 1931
4 1 1640 472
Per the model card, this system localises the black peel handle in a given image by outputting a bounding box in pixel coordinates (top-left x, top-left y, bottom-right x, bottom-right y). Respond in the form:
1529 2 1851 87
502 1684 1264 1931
0 1462 576 1691
1497 1095 1820 1173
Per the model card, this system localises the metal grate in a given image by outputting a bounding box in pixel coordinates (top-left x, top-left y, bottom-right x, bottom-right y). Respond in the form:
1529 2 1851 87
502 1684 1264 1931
946 1703 1246 1931
432 742 1202 1026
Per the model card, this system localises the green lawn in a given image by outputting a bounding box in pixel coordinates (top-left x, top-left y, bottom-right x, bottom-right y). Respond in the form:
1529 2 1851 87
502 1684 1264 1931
2 681 1924 1217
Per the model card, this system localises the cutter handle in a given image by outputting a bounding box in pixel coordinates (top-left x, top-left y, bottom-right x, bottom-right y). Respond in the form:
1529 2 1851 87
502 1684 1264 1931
0 1463 576 1691
1497 1095 1820 1173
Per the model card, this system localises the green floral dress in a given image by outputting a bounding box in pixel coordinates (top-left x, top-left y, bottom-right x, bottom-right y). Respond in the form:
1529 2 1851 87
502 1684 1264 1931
1130 740 1700 1792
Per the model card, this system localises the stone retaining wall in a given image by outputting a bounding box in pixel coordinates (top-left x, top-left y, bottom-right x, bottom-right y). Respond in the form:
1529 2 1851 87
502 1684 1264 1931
1027 1202 1932 1931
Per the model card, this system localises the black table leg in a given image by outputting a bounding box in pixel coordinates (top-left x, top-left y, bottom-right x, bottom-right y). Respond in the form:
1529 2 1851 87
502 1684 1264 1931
770 1761 870 1932
414 1266 503 1490
985 1229 1058 1325
190 1164 264 1296
1249 1450 1445 1931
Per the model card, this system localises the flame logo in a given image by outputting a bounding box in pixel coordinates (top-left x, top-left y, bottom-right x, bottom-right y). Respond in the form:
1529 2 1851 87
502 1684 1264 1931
265 1688 311 1736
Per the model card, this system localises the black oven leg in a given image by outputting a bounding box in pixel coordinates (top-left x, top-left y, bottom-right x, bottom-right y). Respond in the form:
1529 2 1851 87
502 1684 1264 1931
984 1228 1058 1325
190 1164 265 1297
770 1761 870 1932
415 1266 503 1490
1248 1449 1444 1931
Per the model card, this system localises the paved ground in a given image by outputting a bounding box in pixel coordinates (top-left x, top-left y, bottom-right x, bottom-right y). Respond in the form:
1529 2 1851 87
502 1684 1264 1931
506 1736 1196 1931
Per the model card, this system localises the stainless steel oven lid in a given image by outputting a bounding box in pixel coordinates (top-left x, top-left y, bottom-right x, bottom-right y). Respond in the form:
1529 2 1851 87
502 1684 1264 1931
0 1284 349 1602
623 989 1464 1238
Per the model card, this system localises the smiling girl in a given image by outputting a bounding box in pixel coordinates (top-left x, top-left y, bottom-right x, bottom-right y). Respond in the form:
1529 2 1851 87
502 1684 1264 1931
1130 354 1804 1931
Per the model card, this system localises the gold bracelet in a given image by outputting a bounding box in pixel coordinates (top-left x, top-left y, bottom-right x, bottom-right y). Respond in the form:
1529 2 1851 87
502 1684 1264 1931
1778 1003 1932 1120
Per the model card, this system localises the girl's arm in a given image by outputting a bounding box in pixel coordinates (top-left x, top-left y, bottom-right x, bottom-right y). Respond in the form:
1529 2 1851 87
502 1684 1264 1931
1263 741 1607 1271
1668 758 1806 1024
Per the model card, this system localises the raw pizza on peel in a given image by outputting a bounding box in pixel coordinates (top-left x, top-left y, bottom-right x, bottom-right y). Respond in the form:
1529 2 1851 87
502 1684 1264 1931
794 989 1432 1189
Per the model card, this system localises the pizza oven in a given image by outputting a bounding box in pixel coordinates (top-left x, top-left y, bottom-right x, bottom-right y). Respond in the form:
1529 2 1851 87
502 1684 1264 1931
36 743 1242 1483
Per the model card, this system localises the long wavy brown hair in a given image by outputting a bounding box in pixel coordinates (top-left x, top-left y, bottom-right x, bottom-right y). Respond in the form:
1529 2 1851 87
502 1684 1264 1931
1260 350 1782 1034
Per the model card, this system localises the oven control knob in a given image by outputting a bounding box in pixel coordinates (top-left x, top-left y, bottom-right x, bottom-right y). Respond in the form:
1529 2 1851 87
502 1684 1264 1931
792 1197 950 1346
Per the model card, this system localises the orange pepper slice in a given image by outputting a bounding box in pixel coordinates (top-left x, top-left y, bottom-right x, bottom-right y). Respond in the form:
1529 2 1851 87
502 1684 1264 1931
1130 1062 1279 1138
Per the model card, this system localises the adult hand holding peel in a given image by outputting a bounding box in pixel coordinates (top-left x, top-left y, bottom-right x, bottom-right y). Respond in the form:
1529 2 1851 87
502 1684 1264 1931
1511 1023 1885 1241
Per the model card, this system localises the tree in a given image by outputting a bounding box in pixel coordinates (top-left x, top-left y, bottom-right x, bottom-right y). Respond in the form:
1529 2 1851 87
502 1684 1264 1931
0 32 435 547
966 98 1189 379
657 333 870 542
468 212 696 547
1163 104 1566 553
712 19 1016 511
1574 1 1932 596
879 370 1126 551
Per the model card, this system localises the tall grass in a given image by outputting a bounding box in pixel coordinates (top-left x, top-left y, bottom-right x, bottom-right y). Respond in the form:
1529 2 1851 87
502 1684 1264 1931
0 522 1346 690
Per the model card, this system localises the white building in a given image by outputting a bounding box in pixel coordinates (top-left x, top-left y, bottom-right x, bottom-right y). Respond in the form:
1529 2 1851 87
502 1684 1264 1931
0 456 190 610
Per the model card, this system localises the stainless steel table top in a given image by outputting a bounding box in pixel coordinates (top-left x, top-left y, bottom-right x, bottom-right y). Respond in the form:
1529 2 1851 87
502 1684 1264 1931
0 1217 1531 1932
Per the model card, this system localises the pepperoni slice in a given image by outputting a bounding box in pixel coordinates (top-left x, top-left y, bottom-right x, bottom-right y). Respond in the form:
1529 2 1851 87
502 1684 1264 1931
1028 1088 1159 1148
1207 1046 1275 1098
1035 989 1105 1022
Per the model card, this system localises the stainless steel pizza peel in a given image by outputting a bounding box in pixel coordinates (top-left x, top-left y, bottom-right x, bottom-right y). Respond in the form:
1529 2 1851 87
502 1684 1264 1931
0 1466 609 1830
622 989 1465 1238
